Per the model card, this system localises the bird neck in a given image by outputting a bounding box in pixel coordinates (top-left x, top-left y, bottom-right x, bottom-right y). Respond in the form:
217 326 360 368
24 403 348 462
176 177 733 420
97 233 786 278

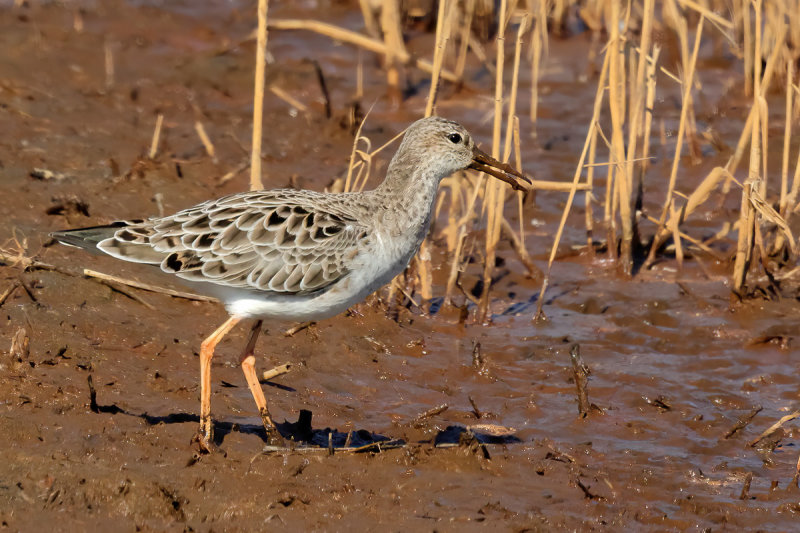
370 155 445 237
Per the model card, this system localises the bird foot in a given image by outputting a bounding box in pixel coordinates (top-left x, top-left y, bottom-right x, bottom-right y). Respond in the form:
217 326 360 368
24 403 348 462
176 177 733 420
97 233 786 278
260 409 285 447
194 418 218 453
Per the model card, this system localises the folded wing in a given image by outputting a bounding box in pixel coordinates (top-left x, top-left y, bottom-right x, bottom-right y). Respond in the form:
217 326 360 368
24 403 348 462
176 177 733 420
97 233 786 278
95 190 369 295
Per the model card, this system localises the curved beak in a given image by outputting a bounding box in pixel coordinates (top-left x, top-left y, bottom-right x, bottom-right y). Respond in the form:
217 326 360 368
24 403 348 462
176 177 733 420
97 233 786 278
468 147 532 191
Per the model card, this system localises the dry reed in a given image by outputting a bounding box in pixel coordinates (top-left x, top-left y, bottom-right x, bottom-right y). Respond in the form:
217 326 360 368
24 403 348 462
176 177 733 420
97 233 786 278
250 0 270 191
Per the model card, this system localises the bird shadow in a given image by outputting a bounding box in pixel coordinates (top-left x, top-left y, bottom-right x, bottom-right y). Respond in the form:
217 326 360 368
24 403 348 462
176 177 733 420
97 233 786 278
87 375 394 448
87 376 521 450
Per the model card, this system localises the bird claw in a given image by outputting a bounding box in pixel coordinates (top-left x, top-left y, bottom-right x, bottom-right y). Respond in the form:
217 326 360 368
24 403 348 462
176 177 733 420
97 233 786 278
194 418 218 453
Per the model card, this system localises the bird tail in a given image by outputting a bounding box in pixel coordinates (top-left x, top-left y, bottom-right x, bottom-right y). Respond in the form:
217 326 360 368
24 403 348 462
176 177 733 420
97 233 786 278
50 221 130 254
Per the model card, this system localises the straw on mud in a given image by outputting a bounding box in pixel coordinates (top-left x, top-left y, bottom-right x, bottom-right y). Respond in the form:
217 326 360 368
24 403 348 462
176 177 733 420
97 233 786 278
282 321 314 337
83 269 218 303
250 0 270 191
104 39 114 90
194 121 216 160
218 160 250 186
148 114 164 159
261 363 292 381
99 279 156 311
270 86 308 112
267 18 459 82
749 410 800 447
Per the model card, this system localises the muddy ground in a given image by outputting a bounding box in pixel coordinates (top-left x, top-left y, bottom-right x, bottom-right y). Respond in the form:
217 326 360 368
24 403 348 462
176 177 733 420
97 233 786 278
1 1 799 530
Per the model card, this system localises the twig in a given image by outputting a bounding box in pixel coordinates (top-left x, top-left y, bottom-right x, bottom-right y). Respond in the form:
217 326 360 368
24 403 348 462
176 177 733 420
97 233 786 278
82 269 218 303
311 60 331 118
0 280 21 307
468 396 482 419
569 344 591 418
410 404 448 427
98 280 156 310
739 472 754 500
261 438 406 454
722 405 763 440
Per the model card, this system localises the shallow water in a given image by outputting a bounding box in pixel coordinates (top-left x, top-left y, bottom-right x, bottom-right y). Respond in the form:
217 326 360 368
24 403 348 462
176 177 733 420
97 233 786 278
1 1 799 529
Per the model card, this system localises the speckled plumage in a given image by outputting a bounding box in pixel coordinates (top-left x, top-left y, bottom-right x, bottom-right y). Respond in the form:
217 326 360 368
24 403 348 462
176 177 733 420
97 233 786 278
51 116 530 450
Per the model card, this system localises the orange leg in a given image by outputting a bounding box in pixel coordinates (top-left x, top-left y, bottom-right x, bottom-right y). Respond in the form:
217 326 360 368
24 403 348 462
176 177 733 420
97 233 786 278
196 315 240 452
239 320 285 446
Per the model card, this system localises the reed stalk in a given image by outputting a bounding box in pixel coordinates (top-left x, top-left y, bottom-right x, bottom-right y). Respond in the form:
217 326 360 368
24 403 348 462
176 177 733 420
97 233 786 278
250 0 269 191
475 0 509 322
643 15 704 268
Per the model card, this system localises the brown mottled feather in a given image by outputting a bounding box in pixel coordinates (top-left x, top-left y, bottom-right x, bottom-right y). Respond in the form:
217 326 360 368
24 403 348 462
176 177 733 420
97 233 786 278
96 190 370 295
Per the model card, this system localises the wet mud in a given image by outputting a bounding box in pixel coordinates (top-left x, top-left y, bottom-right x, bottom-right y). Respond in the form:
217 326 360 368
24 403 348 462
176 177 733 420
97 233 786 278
1 1 799 530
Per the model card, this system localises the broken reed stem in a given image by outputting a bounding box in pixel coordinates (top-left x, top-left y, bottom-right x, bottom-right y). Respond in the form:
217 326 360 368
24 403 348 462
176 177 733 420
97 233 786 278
529 0 547 130
478 0 509 323
608 0 633 275
250 0 269 191
569 344 591 418
779 59 793 215
425 0 453 117
270 86 309 112
534 51 610 322
344 115 369 193
268 19 459 82
742 0 753 96
416 0 455 303
454 0 476 79
261 363 292 381
639 44 660 194
643 15 704 268
379 0 405 100
194 121 216 160
627 0 655 231
104 38 114 90
148 113 164 159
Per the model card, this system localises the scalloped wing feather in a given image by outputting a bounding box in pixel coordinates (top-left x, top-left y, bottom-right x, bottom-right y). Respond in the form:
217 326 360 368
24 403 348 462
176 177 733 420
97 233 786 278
96 191 369 295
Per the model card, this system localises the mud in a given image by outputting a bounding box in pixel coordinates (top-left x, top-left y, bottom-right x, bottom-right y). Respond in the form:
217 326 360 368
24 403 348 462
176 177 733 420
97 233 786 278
1 1 799 530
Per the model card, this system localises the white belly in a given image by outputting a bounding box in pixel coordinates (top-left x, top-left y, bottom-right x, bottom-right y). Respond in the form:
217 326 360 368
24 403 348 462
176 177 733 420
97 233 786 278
218 229 419 321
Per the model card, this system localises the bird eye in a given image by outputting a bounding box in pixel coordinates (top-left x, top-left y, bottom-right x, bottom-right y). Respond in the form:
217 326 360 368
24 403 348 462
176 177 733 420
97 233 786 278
447 133 462 144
